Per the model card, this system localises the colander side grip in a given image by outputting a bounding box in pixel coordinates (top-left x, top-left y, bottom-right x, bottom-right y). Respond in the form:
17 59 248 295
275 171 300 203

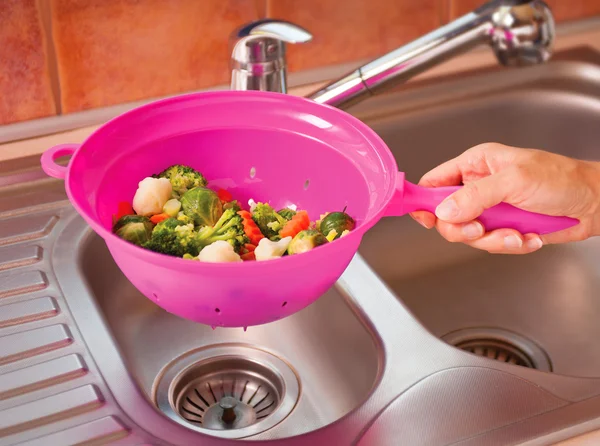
384 173 579 235
41 144 79 180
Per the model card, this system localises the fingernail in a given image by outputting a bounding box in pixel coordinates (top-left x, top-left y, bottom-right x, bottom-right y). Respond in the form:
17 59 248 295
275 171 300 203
418 220 433 229
504 235 523 249
462 222 484 239
526 237 543 250
436 199 459 220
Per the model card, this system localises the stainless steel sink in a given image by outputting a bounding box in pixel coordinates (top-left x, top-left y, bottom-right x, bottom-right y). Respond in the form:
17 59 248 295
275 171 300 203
3 55 600 446
356 56 600 379
79 232 381 439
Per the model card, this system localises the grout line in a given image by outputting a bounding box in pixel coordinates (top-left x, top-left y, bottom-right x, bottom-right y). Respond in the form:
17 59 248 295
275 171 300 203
265 0 273 18
439 0 452 26
254 0 267 19
448 0 456 21
36 0 62 116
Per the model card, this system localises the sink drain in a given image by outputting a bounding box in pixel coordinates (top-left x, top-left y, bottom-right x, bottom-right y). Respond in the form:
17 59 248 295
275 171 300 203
154 345 300 439
442 327 552 372
175 358 281 429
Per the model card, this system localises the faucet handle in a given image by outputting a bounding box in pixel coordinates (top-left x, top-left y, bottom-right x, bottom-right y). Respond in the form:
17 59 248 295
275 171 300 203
230 19 312 93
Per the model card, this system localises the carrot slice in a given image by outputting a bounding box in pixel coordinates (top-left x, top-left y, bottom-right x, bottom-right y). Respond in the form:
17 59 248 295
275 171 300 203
238 211 265 245
241 251 256 261
217 189 233 202
280 210 310 239
244 243 256 252
150 213 170 224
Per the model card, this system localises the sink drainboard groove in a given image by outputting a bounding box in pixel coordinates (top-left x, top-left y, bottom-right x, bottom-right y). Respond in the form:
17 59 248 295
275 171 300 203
0 204 130 444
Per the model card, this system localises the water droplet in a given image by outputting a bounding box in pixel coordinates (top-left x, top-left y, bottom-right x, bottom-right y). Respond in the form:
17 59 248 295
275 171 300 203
152 293 159 302
211 325 216 330
303 179 310 190
243 326 248 332
249 167 256 178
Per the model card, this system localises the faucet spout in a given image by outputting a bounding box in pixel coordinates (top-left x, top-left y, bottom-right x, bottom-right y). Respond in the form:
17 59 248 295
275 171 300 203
307 0 554 109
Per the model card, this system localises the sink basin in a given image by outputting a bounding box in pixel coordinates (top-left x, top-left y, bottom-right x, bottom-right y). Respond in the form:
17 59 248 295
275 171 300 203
79 231 381 440
357 58 600 378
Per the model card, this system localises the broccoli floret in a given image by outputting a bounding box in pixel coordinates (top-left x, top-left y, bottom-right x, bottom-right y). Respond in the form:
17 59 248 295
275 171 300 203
223 200 242 213
154 164 207 198
176 211 194 225
252 203 287 240
277 208 297 221
196 208 248 253
113 215 154 246
143 218 199 257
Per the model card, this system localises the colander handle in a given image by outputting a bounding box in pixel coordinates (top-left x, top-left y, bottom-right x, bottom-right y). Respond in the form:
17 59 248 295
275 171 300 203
386 176 579 235
41 144 79 180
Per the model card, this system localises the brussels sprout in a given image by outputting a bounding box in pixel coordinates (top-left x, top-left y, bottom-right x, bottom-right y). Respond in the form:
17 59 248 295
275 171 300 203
180 186 223 227
318 210 355 240
113 215 154 246
287 229 328 255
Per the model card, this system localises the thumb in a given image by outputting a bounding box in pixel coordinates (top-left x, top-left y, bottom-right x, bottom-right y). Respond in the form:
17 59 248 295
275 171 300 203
435 170 514 223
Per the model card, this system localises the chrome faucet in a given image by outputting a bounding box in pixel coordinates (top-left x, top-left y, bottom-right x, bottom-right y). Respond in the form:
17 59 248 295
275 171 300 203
229 0 554 109
229 19 313 94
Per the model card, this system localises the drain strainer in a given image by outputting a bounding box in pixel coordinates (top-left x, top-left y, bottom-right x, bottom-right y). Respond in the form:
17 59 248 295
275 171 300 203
442 327 552 372
176 357 281 429
154 345 300 439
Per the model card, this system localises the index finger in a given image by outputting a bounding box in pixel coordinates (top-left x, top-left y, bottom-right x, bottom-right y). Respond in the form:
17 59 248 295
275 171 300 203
418 156 464 187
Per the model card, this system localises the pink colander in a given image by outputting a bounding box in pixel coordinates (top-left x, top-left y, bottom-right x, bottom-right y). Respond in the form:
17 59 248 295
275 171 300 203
41 90 578 328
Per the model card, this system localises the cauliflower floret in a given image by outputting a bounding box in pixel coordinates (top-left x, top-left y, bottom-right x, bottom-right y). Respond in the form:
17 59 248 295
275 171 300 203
132 177 172 216
248 198 258 213
197 240 242 263
255 236 292 261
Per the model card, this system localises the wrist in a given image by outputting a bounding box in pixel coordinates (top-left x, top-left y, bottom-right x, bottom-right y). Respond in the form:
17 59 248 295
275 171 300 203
585 160 600 236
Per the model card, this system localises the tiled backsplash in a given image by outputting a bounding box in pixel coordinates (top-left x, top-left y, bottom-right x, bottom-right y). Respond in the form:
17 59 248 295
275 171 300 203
0 0 56 125
1 0 599 125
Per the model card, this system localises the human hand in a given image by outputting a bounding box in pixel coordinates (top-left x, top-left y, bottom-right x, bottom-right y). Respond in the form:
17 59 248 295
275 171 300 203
410 143 600 254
